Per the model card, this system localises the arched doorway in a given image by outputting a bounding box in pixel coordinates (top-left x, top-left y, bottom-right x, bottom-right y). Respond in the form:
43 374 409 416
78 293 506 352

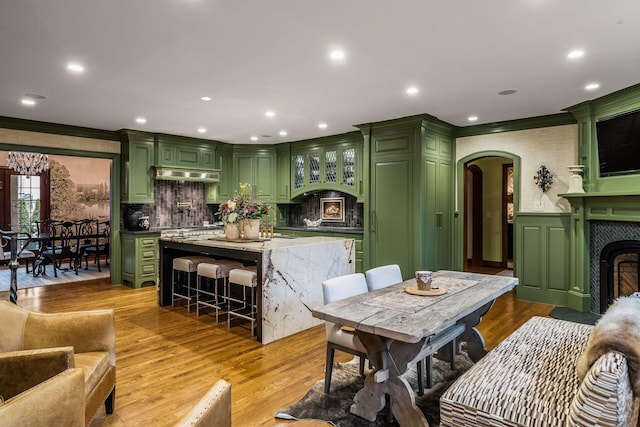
457 152 520 274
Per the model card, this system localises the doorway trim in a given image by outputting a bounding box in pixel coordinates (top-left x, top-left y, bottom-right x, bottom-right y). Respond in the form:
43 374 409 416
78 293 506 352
0 143 121 284
454 151 521 271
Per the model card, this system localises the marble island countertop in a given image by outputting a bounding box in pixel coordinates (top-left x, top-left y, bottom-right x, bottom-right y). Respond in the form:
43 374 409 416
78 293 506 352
160 233 351 253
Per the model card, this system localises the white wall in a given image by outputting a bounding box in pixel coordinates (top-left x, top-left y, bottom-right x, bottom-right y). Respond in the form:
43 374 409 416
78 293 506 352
456 124 578 213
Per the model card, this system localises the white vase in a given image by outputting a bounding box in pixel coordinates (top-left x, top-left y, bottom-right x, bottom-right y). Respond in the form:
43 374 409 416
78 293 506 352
567 165 585 193
224 222 241 240
243 218 261 240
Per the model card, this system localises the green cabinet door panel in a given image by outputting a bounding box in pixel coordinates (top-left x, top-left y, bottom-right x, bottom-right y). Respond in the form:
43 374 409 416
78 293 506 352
120 131 154 203
515 213 570 306
371 159 413 278
233 149 275 201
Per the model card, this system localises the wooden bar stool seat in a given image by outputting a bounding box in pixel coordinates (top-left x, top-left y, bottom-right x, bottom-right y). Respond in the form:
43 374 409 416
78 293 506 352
227 266 258 336
172 255 215 312
196 259 243 321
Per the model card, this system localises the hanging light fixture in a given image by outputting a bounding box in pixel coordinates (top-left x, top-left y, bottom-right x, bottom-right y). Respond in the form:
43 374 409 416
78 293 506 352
7 151 50 175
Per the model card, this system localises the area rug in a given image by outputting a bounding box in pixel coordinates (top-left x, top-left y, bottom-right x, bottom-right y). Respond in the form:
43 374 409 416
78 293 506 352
549 306 601 325
276 351 474 426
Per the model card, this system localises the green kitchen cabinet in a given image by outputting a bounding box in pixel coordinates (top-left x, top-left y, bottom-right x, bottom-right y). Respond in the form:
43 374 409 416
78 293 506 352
290 132 363 201
120 130 154 204
121 232 159 289
206 143 234 204
275 143 291 203
233 146 276 201
360 115 454 277
155 134 217 170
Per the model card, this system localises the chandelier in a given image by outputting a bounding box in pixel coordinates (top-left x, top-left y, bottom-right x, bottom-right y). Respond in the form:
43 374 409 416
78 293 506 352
7 151 50 175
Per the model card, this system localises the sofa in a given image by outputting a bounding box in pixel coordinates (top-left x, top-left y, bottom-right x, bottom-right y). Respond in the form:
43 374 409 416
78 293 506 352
441 296 640 427
0 346 85 427
0 300 116 426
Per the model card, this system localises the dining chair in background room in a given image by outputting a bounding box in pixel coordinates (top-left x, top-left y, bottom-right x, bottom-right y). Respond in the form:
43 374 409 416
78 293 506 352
321 272 369 394
365 264 449 395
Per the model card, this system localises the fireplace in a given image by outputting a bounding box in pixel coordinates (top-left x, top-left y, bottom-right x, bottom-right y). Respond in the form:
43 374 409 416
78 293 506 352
591 221 640 313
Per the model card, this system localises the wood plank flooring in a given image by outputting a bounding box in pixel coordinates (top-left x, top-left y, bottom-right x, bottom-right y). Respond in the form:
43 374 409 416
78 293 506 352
0 275 553 427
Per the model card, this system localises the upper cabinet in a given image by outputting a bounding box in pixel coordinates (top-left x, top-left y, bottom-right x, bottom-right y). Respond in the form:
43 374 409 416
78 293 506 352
233 146 276 201
275 143 291 203
290 132 364 201
120 130 155 204
206 143 234 204
155 134 217 170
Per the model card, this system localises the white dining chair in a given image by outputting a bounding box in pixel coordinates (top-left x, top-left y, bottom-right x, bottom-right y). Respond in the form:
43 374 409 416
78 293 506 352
365 264 403 291
321 273 369 394
365 264 448 396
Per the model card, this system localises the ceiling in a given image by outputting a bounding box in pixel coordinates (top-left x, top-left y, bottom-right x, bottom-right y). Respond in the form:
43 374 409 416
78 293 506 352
1 0 639 145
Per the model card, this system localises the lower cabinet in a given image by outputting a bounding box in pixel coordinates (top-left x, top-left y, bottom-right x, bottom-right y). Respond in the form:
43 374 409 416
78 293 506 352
122 233 159 288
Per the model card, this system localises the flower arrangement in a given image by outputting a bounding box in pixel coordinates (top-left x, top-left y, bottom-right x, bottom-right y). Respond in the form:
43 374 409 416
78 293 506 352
216 183 270 223
241 200 270 219
216 198 241 223
533 165 554 193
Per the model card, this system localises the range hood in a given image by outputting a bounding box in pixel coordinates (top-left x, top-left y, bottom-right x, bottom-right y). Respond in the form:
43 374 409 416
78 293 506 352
154 167 220 183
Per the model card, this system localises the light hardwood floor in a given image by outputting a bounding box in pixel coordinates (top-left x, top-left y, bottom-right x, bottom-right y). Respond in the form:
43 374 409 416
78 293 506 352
0 277 552 427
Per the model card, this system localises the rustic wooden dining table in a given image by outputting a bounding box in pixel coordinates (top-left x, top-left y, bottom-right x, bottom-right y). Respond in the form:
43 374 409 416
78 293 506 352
312 270 519 427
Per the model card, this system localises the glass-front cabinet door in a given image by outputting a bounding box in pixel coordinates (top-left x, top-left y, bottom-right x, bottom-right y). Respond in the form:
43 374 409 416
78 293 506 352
290 138 363 200
309 151 321 185
293 154 304 190
325 149 337 184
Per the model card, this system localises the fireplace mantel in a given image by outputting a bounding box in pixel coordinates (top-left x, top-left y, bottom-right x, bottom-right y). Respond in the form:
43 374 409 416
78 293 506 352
561 193 640 223
561 193 640 313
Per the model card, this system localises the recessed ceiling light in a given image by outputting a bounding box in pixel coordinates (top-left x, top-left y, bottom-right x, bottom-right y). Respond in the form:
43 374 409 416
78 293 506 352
200 96 212 101
197 127 207 133
567 50 584 59
25 93 46 100
21 99 36 106
66 62 85 73
279 130 288 137
250 136 259 141
468 115 478 122
135 117 147 124
406 87 419 95
318 122 328 129
498 89 518 95
585 83 600 91
329 49 346 61
265 110 276 118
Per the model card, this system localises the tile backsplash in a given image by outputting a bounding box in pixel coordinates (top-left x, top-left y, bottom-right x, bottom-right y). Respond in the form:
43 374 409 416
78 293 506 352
122 182 363 230
288 191 363 228
123 181 217 229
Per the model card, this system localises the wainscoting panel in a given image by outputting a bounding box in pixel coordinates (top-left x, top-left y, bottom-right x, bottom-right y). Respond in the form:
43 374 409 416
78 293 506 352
515 213 571 305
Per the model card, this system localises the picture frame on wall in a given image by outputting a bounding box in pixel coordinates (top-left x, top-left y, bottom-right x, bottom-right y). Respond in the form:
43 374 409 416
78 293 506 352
320 197 345 222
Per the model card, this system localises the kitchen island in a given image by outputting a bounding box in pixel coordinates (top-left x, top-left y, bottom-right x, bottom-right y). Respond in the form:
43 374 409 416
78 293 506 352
159 234 355 344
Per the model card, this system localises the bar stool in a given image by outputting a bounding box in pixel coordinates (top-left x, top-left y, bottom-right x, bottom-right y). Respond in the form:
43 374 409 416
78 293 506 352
196 259 244 321
227 265 258 336
172 255 214 312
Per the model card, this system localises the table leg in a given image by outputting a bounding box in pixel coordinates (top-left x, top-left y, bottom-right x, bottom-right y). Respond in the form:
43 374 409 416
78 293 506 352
456 300 495 362
353 331 430 426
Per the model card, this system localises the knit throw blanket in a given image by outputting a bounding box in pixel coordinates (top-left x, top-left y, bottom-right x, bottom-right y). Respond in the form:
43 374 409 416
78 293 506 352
576 294 640 396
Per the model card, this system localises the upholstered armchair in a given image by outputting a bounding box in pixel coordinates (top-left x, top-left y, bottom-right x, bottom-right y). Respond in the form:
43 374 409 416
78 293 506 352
0 346 86 427
0 300 116 426
175 379 232 427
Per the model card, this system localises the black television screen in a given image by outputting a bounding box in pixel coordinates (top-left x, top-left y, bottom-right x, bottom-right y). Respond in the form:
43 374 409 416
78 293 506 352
596 109 640 177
